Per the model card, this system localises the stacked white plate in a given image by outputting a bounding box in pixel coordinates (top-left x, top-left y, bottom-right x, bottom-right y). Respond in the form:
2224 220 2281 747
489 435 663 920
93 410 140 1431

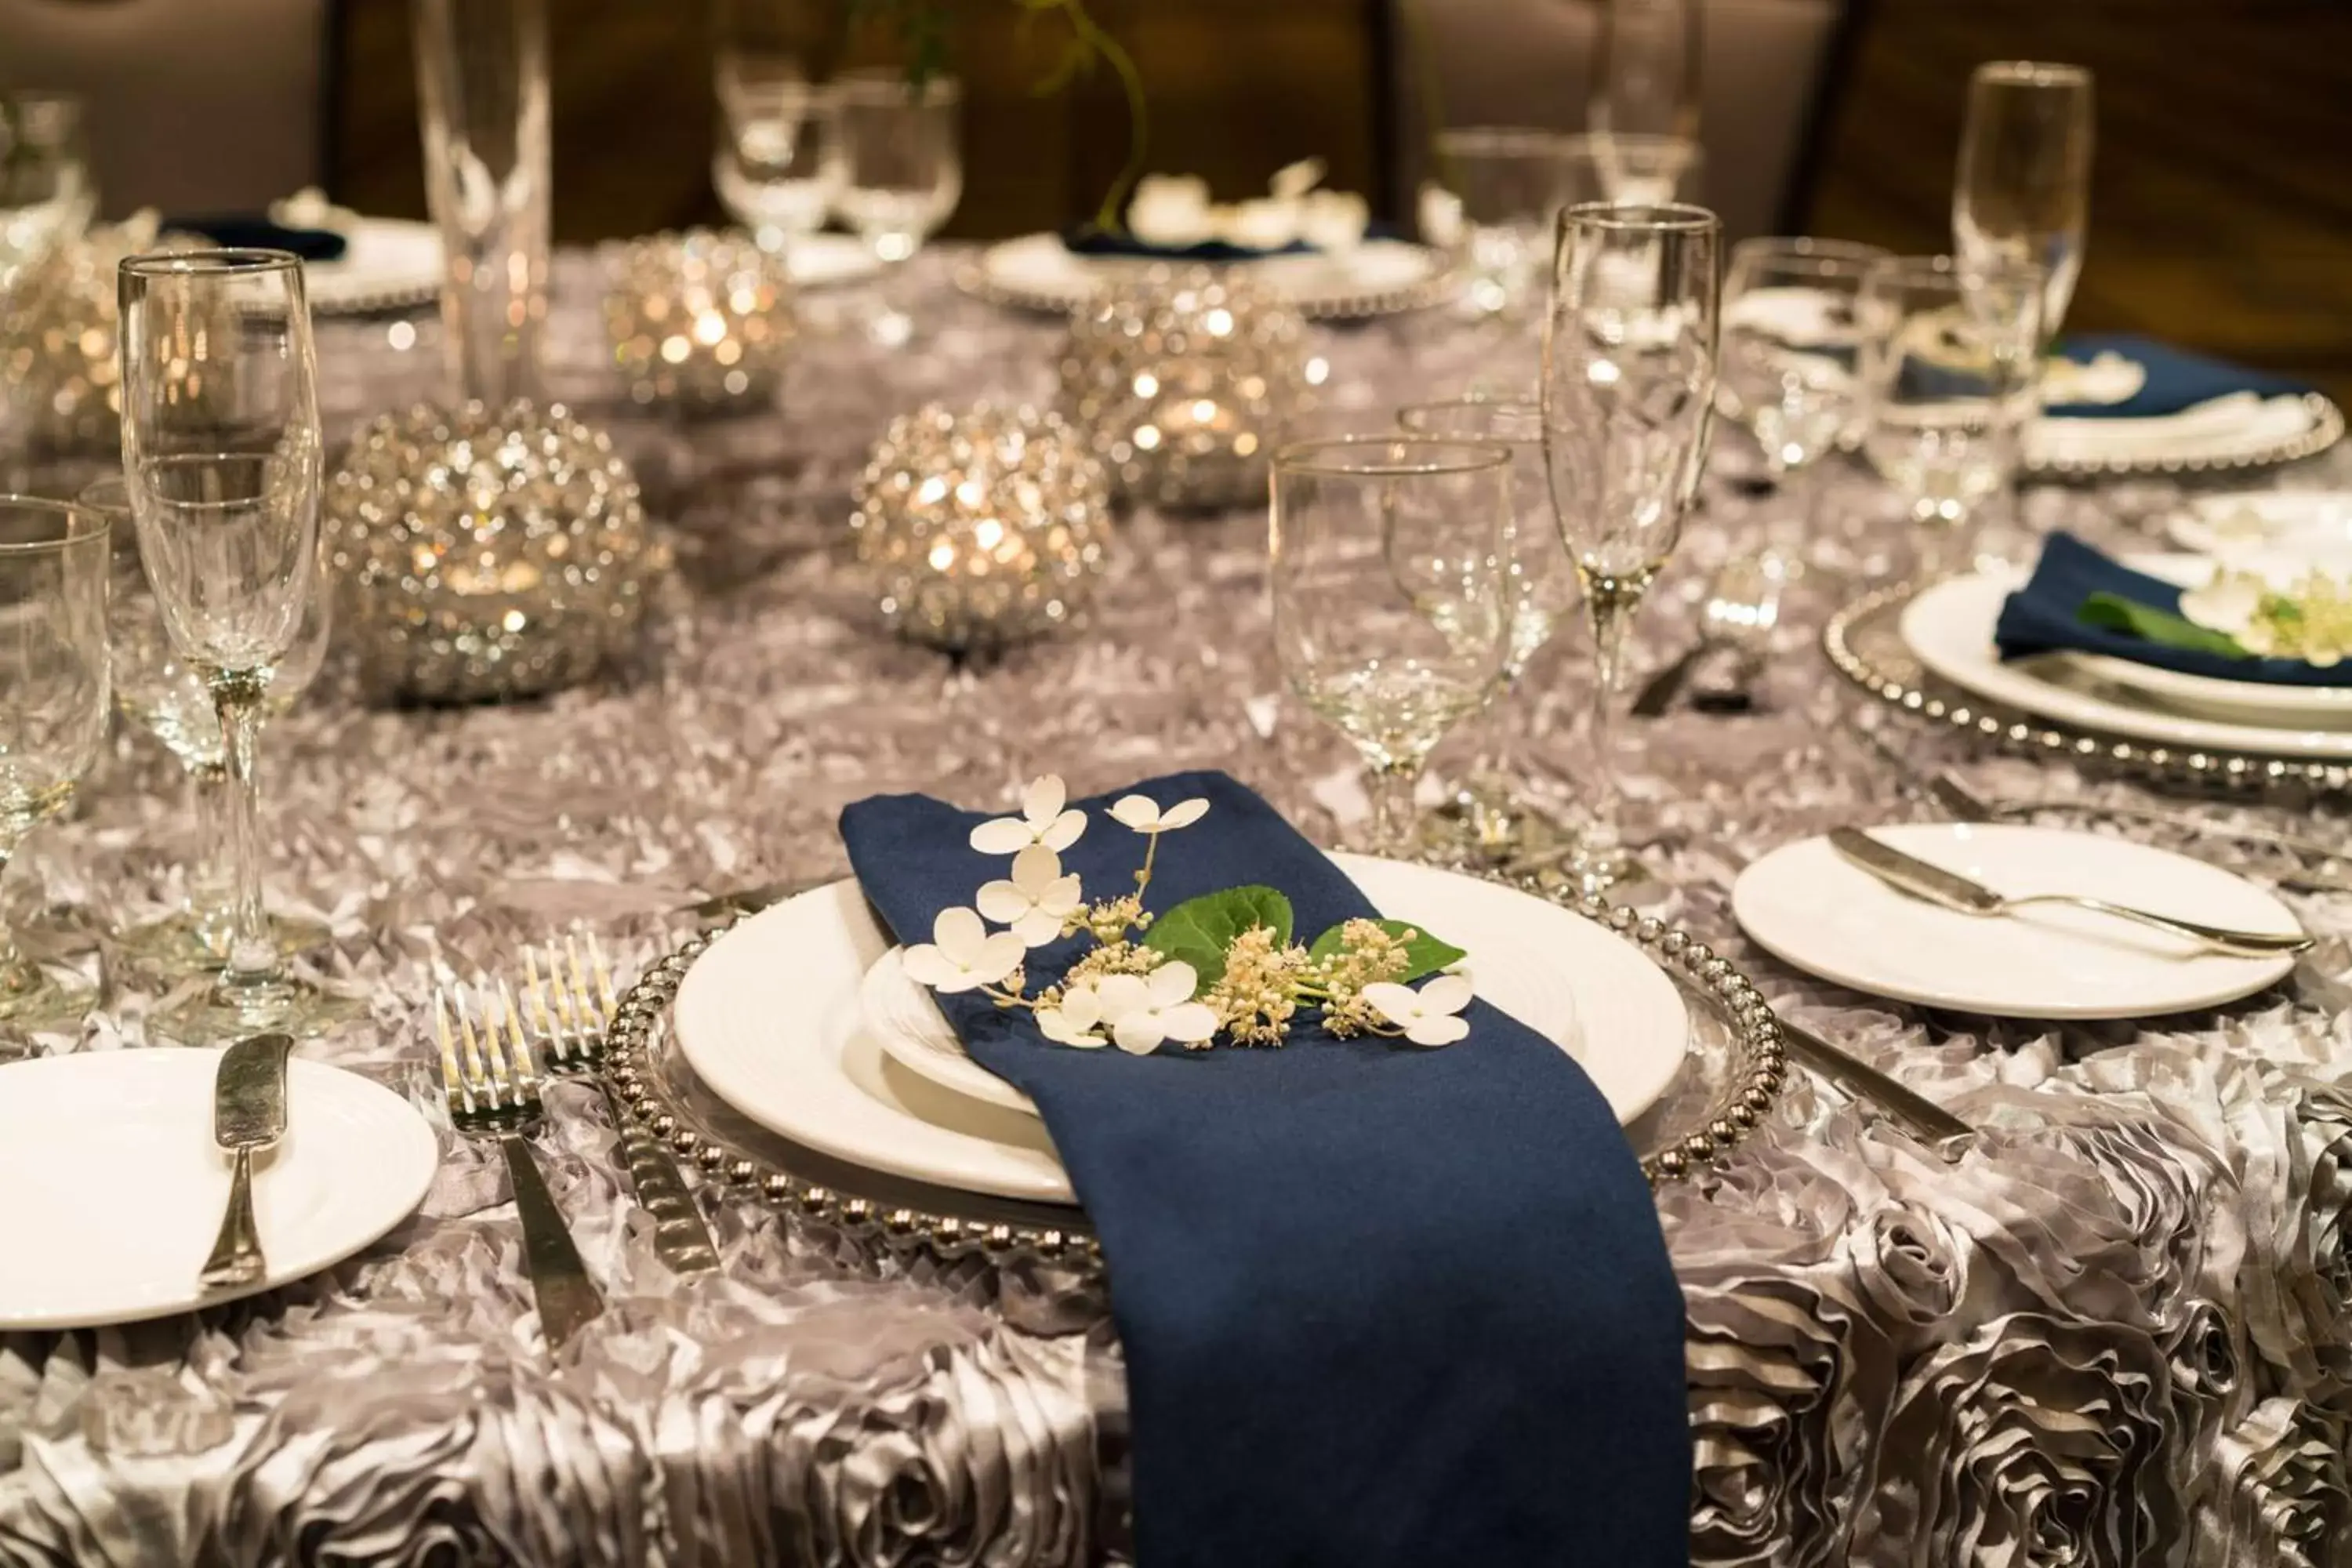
2027 393 2343 476
963 234 1453 321
673 853 1686 1207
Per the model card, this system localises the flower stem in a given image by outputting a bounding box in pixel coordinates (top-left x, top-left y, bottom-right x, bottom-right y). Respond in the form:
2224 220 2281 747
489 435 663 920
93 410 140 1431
1047 1 1151 230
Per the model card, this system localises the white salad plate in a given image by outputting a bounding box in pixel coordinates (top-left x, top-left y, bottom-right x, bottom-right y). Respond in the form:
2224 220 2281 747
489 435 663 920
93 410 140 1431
674 853 1687 1206
1899 561 2352 758
782 232 885 289
1733 823 2303 1019
2026 392 2343 477
0 1047 439 1330
961 232 1452 321
2167 490 2352 567
303 217 444 315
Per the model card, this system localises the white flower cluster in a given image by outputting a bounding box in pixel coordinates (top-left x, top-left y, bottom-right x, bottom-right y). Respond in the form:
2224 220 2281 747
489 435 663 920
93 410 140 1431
1127 160 1370 254
2179 517 2352 667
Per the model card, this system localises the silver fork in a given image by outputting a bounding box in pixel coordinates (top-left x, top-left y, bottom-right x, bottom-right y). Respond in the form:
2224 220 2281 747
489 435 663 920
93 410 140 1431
433 978 605 1348
523 934 720 1276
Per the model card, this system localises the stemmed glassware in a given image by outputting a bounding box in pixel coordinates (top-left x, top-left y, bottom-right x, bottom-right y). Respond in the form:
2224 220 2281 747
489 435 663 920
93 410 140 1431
81 475 332 971
1429 129 1585 321
1396 397 1579 857
1591 0 1701 202
117 249 351 1041
712 0 841 253
0 91 93 292
1954 61 2093 347
1270 436 1515 857
0 497 111 1051
1717 237 1887 565
823 70 963 347
1539 201 1721 893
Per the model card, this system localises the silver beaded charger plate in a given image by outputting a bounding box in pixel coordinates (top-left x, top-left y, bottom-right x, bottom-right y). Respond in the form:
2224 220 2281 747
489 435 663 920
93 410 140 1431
959 233 1457 321
304 219 444 316
671 855 1686 1206
2024 392 2343 479
1824 578 2352 793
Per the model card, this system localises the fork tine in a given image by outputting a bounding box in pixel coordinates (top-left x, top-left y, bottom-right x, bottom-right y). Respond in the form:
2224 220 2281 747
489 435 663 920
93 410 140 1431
498 978 539 1095
582 931 617 1023
560 934 594 1031
474 973 518 1105
522 948 567 1067
453 982 497 1109
432 987 474 1116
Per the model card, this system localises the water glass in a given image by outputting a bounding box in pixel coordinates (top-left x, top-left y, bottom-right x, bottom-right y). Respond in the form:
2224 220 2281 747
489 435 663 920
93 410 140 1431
1540 201 1720 892
713 68 840 249
1954 60 2093 344
0 92 93 292
1857 254 2045 576
1270 437 1515 856
0 497 111 1050
1429 129 1589 320
824 70 962 346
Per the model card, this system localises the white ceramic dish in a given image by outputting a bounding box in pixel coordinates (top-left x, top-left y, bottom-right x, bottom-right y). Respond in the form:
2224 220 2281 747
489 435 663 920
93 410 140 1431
2167 490 2352 565
962 233 1452 321
1733 822 2303 1019
784 232 884 290
2026 392 2342 477
675 853 1686 1206
0 1048 439 1330
303 218 443 315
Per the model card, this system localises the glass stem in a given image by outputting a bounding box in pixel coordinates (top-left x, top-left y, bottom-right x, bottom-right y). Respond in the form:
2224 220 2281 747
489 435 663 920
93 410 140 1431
1580 587 1643 871
188 758 234 955
0 841 23 991
211 675 281 993
1367 757 1421 858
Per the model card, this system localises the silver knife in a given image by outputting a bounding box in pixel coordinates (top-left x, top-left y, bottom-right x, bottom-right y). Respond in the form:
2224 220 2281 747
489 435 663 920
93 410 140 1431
200 1033 294 1291
1828 828 2314 956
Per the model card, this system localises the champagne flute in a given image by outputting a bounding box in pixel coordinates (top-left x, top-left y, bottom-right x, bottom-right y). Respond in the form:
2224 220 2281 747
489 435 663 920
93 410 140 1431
0 497 111 1052
1271 436 1515 857
1592 0 1701 204
117 249 353 1040
1953 61 2092 345
1539 201 1721 893
1396 397 1578 858
823 70 962 347
81 474 333 971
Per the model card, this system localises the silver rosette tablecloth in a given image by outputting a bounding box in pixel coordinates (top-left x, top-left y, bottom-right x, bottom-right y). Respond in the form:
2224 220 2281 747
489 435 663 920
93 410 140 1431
2 251 2350 1566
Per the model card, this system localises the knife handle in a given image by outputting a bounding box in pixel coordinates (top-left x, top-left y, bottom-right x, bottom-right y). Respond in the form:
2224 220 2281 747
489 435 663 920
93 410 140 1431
200 1147 267 1290
499 1134 604 1348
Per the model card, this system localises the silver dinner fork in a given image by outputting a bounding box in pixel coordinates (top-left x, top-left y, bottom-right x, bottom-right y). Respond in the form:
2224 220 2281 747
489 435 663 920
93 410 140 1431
522 934 720 1276
434 978 604 1348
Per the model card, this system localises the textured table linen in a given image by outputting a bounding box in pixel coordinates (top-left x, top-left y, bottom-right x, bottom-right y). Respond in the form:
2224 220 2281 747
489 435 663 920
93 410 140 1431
2 252 2350 1567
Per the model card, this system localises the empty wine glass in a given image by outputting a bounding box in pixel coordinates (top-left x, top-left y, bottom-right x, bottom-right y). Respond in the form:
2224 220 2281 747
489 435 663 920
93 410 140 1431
1858 254 2044 576
1718 237 1887 564
712 42 840 251
1428 129 1588 320
1271 436 1515 857
1954 61 2092 347
1592 0 1701 153
0 91 93 292
0 497 111 1051
1396 397 1578 858
1540 201 1721 894
81 474 332 972
118 249 354 1041
824 70 962 347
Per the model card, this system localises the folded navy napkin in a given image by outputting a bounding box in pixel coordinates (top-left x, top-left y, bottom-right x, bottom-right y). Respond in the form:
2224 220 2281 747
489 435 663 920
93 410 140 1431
2048 333 2307 419
162 216 347 262
1062 224 1308 263
841 770 1689 1568
1996 531 2347 686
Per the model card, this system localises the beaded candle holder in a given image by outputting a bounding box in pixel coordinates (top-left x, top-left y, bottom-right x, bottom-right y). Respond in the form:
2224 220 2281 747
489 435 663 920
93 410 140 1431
604 229 796 412
0 213 191 455
852 402 1112 654
1058 267 1315 511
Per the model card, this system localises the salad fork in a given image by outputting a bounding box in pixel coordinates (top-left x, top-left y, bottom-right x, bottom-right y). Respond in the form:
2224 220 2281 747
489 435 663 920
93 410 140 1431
433 979 604 1348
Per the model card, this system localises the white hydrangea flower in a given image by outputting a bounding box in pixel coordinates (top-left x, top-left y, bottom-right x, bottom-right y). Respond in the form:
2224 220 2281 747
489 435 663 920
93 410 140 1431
1298 188 1369 253
970 775 1087 855
1362 974 1474 1047
976 844 1084 948
2206 506 2270 564
1092 963 1218 1054
901 907 1026 995
1269 157 1327 202
1127 173 1215 249
1036 979 1110 1047
1224 197 1300 252
2179 568 2264 641
1417 180 1465 248
1108 794 1210 835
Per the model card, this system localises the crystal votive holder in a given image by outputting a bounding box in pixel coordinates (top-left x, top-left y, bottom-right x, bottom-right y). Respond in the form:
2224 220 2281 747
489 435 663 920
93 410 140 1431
603 228 797 413
1058 266 1313 512
325 399 666 703
852 401 1112 655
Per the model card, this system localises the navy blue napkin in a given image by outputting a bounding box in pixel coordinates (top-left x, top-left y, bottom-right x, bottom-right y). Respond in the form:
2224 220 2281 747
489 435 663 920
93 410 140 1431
1995 531 2347 686
1062 224 1309 263
162 216 347 262
2048 333 2307 419
841 771 1690 1568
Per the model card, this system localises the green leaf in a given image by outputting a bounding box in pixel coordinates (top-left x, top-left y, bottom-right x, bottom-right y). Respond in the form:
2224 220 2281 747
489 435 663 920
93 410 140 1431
1143 886 1293 986
2077 592 2252 659
1308 919 1467 984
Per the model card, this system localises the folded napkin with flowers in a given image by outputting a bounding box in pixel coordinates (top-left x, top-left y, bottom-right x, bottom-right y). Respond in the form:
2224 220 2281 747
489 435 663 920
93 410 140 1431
2044 333 2310 419
840 770 1688 1568
1996 532 2352 684
1065 159 1373 261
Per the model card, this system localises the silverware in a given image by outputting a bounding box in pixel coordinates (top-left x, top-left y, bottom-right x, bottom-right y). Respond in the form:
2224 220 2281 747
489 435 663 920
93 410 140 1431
1633 554 1786 717
199 1032 293 1291
1671 972 1974 1161
1829 826 2316 956
524 934 720 1276
434 980 604 1348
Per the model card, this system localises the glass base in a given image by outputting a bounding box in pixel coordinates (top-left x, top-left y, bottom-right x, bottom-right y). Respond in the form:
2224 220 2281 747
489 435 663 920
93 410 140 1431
1425 779 1576 867
0 958 96 1056
147 971 365 1046
114 910 332 977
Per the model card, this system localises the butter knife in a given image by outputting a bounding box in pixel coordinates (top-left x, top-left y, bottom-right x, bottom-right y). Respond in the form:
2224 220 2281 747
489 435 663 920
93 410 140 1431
1828 828 2314 956
200 1033 294 1291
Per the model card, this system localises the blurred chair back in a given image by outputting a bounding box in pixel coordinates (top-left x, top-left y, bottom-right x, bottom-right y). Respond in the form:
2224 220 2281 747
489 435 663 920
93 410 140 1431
1390 0 1843 244
0 0 325 216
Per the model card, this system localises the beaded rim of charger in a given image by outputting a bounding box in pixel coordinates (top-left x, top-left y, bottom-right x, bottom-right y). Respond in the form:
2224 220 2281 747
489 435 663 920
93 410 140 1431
600 875 1793 1272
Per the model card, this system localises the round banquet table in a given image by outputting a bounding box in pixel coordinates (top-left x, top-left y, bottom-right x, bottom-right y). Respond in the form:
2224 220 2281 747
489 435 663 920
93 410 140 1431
3 250 2351 1567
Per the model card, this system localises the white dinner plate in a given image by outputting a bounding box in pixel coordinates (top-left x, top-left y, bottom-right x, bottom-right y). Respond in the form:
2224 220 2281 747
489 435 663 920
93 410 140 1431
0 1048 439 1330
1899 564 2352 759
303 218 443 315
786 231 885 289
1733 823 2303 1019
675 853 1686 1206
2026 392 2343 477
961 232 1453 321
2168 490 2352 566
